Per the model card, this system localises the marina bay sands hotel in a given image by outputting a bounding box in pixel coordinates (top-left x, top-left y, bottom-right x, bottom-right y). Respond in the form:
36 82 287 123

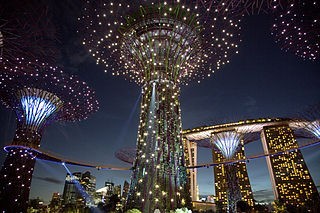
182 118 319 208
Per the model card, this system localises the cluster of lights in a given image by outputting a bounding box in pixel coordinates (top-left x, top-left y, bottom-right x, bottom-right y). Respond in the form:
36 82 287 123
213 0 283 15
79 0 242 85
0 147 37 211
0 58 99 124
271 1 320 60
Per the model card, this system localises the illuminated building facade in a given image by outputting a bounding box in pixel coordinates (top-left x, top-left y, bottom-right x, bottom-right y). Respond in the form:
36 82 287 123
62 172 83 207
105 181 115 197
122 180 130 206
81 171 96 206
212 144 254 210
62 171 96 207
183 139 199 202
261 124 319 206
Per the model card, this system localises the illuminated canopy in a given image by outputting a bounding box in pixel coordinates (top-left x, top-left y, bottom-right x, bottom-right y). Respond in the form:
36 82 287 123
79 0 242 84
211 130 242 159
0 58 99 125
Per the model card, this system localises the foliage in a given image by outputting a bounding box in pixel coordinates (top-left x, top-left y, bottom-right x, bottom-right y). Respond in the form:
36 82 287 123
125 209 142 213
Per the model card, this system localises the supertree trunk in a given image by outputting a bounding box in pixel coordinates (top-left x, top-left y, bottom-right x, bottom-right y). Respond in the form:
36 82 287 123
225 163 242 213
0 127 41 212
127 80 190 212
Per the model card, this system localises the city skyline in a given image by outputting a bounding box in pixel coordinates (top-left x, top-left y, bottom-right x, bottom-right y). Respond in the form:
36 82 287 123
0 4 320 206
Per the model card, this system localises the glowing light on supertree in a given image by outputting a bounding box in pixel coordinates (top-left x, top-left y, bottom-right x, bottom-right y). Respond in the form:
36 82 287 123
79 0 241 212
0 0 59 64
271 0 320 61
0 58 99 212
197 0 284 15
210 130 245 213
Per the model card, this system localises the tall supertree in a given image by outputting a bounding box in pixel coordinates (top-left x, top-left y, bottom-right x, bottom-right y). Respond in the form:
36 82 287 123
0 58 99 212
210 130 245 213
271 0 320 61
79 1 241 212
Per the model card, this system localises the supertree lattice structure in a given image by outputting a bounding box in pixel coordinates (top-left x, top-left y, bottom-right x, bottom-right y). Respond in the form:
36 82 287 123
0 58 99 212
0 0 59 64
210 130 246 213
196 0 284 15
271 0 320 61
296 104 320 139
115 147 136 165
79 1 241 212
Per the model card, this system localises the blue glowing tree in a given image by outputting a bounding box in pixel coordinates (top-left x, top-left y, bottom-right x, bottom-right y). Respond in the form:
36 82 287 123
211 130 245 213
0 58 99 212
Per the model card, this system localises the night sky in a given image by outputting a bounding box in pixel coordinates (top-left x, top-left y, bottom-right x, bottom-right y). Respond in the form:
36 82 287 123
0 1 320 204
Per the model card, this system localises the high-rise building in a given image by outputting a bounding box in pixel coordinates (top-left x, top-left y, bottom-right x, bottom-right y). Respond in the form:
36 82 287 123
183 139 199 201
62 171 96 207
122 180 130 205
81 171 96 206
49 192 62 211
62 172 83 207
114 185 122 198
261 124 319 206
105 181 115 197
213 142 254 209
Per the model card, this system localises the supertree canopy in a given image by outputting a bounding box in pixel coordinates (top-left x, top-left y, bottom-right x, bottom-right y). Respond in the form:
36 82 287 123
271 0 320 61
79 1 241 212
210 130 245 213
199 0 284 15
0 58 99 212
115 147 136 164
0 0 59 64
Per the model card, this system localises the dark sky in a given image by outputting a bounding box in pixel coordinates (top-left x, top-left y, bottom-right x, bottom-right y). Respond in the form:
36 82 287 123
0 2 320 204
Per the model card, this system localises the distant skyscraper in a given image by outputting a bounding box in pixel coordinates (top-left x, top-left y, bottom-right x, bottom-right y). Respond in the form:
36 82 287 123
62 172 83 207
213 143 254 208
122 180 130 205
81 171 96 206
49 192 62 211
261 124 319 206
62 171 96 207
105 181 115 197
114 185 122 198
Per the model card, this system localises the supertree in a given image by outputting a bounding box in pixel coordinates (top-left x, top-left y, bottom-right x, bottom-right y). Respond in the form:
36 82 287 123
0 58 99 212
296 104 320 139
0 0 59 64
271 0 320 61
115 147 137 165
196 0 284 15
79 1 241 212
210 130 246 213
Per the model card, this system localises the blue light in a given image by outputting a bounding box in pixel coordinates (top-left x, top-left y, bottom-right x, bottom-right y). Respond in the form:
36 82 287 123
20 96 57 127
211 131 242 159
